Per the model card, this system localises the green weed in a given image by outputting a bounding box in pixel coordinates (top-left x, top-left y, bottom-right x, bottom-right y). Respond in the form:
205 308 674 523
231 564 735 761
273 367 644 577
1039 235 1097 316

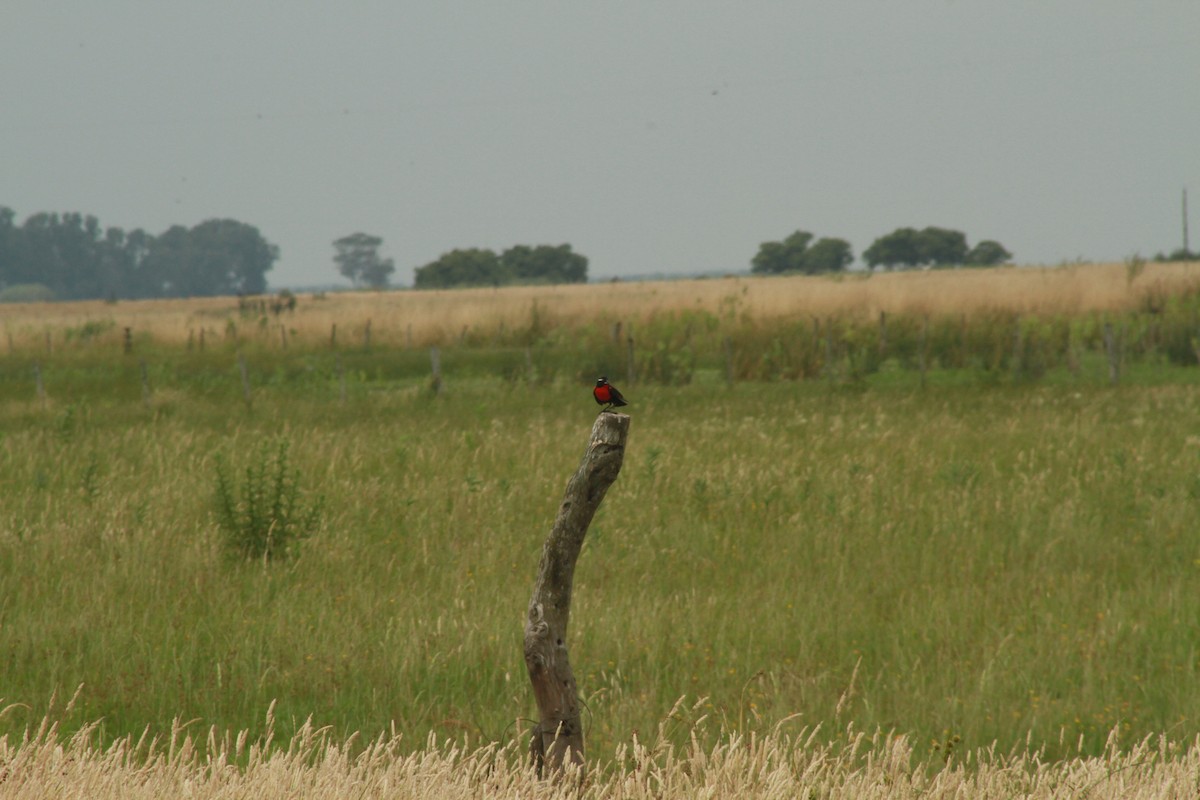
214 438 323 561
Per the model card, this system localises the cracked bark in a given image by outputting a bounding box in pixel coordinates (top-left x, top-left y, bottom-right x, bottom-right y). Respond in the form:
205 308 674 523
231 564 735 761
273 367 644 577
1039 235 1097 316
524 411 630 777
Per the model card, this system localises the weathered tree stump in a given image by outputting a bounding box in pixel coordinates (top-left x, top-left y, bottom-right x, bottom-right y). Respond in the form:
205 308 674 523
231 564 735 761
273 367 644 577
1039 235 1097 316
525 411 630 777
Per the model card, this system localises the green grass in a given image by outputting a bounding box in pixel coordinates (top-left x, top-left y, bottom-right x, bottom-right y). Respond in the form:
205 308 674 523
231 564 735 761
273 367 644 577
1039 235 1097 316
1 349 1199 765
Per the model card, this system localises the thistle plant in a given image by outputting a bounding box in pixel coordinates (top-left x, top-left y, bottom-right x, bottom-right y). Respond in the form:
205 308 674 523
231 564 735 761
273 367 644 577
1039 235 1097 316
214 438 322 561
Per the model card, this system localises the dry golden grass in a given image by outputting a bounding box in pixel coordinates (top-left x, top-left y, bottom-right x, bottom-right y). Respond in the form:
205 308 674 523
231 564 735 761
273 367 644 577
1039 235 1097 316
3 261 1198 351
3 707 1198 799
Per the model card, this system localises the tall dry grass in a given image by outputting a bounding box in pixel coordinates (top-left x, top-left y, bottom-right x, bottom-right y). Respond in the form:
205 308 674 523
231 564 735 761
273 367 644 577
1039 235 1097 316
3 703 1197 799
4 261 1198 350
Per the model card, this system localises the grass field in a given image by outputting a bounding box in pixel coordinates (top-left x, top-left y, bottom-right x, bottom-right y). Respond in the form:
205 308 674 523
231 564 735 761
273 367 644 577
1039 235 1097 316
2 264 1200 795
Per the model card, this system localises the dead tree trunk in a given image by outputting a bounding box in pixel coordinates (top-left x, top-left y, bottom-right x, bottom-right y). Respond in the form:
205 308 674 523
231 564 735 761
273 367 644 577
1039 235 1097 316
524 411 630 777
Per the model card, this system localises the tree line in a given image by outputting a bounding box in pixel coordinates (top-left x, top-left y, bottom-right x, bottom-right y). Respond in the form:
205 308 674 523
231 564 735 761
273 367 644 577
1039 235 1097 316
752 226 1013 275
12 202 1155 301
412 243 588 289
0 206 278 301
329 234 589 290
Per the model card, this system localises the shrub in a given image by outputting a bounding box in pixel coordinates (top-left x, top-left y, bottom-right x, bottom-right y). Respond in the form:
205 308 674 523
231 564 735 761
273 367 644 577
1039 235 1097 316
214 439 322 561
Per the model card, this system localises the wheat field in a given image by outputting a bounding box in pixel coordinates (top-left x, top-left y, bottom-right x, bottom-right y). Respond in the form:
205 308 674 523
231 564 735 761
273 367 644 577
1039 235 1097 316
4 261 1198 350
4 706 1199 799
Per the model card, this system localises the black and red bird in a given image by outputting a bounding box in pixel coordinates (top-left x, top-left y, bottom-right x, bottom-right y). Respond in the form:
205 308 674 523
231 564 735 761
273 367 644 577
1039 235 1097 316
593 376 628 412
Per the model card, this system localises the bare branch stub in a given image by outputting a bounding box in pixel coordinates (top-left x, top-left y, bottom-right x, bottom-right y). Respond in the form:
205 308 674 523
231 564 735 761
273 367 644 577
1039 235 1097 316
524 412 630 776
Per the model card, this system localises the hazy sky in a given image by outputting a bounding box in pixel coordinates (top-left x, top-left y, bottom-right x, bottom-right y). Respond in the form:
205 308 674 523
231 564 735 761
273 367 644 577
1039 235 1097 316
2 2 1198 288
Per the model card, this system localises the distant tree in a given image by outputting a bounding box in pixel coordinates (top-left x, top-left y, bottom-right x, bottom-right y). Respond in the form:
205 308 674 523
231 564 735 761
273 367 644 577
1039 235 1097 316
333 232 395 289
1153 247 1198 263
0 208 277 299
500 244 588 284
750 241 788 275
965 240 1013 267
916 227 968 267
414 248 502 289
0 206 17 289
120 228 157 298
804 237 854 273
414 243 588 288
863 227 922 270
144 219 277 297
189 219 278 295
751 230 814 274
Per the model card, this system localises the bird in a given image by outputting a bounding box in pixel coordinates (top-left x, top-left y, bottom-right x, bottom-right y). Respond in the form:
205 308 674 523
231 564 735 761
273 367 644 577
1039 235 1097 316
592 376 628 412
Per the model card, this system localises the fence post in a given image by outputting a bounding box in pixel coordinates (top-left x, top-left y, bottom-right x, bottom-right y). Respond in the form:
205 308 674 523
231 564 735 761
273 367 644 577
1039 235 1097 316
919 316 929 388
336 352 346 404
140 359 152 409
626 334 636 386
124 327 133 355
238 352 252 410
723 336 735 385
330 323 337 349
1104 323 1120 385
430 346 442 395
525 411 629 778
824 318 835 384
959 314 968 367
34 362 46 408
1012 316 1023 380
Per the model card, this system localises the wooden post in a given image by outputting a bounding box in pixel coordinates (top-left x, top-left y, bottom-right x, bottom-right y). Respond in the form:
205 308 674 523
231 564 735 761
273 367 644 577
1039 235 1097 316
918 316 929 388
723 335 734 385
238 352 252 410
335 352 346 404
878 311 887 356
824 318 835 384
280 324 288 350
1012 316 1023 380
199 328 206 352
1104 323 1120 385
525 412 630 777
959 314 968 366
330 323 337 349
430 346 442 395
626 335 636 386
123 327 133 355
140 359 152 409
34 362 46 408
